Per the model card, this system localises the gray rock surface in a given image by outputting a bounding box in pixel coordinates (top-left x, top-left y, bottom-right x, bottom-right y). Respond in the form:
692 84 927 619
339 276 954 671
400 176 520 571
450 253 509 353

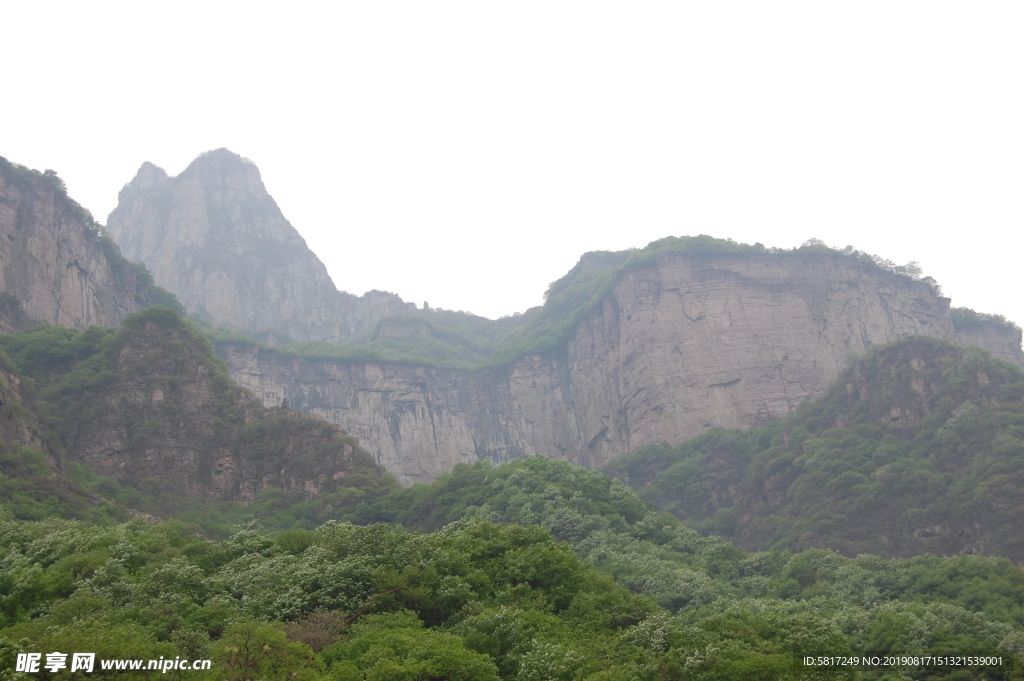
102 151 1024 485
219 253 1022 485
0 159 147 332
106 149 413 343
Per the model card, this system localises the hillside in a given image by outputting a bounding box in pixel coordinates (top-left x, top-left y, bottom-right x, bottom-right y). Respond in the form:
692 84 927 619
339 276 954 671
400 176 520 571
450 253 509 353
603 337 1024 562
0 308 399 536
3 458 1023 679
0 345 126 524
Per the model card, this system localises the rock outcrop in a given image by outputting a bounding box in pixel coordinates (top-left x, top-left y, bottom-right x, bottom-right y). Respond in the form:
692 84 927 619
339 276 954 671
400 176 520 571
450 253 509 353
953 321 1024 366
106 149 413 343
218 253 1023 485
65 308 395 501
0 156 169 333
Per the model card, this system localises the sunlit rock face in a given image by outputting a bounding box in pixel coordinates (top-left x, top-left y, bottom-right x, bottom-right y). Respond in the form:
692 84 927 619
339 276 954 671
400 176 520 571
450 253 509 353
107 149 413 343
0 158 146 333
218 253 1022 485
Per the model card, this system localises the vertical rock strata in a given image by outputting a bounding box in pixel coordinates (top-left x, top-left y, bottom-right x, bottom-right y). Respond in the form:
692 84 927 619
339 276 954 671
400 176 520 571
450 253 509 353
0 158 146 332
217 253 1009 486
106 149 413 343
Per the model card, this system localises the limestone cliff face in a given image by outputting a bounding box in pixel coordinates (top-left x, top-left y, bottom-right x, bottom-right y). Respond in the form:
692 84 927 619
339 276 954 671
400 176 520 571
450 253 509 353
218 253 1012 485
0 156 158 333
106 149 413 343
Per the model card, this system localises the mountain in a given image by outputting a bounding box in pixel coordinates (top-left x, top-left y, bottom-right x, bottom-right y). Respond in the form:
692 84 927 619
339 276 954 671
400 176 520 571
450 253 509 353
106 149 414 343
0 307 399 534
604 336 1024 562
104 151 1024 485
216 240 1023 484
3 153 1024 676
0 155 176 334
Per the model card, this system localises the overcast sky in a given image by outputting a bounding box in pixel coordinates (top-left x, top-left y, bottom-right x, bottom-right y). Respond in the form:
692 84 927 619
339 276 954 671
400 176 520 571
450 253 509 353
4 2 1022 325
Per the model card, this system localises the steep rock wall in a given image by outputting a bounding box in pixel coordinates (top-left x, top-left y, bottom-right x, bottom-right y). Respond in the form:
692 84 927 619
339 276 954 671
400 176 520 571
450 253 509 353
953 322 1024 366
0 157 150 333
219 253 1014 485
106 149 413 343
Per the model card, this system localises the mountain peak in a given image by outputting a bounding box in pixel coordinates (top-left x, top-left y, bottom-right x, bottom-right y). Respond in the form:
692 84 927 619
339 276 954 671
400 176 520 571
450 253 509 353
119 161 168 201
105 150 410 342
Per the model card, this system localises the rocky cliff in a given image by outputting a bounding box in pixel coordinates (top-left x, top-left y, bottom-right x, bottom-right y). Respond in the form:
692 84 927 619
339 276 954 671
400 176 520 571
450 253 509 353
603 336 1024 561
106 149 413 343
0 155 173 334
218 252 1023 485
103 153 1024 485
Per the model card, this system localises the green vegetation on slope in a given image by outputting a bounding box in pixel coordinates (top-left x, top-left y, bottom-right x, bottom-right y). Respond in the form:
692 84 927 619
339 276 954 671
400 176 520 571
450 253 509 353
603 337 1024 561
0 346 124 524
2 458 1023 679
0 309 399 538
3 323 1024 677
205 235 941 371
951 307 1022 334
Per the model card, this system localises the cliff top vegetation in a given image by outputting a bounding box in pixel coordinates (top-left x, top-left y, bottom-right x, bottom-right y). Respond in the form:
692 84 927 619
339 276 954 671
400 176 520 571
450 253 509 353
210 235 952 371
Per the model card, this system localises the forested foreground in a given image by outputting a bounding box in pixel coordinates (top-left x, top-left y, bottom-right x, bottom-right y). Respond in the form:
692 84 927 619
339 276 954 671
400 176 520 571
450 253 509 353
3 313 1024 678
2 457 1024 680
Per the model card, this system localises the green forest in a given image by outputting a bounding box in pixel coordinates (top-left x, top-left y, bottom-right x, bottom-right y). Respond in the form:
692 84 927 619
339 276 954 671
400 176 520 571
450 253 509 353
2 458 1024 680
2 310 1024 679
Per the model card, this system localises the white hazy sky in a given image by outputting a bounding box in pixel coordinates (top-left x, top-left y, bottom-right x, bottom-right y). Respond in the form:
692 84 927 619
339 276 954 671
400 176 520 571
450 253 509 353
4 2 1022 324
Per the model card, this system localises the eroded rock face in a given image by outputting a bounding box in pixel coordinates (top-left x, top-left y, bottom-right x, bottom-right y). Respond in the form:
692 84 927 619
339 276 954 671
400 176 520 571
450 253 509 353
106 149 413 343
101 151 1024 485
0 159 146 333
219 253 1021 485
954 322 1024 366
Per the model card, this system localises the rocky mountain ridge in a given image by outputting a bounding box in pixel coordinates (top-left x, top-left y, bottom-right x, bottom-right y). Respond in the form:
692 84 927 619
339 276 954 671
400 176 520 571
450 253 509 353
217 251 1024 484
100 150 1024 484
106 149 414 344
7 149 1023 487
